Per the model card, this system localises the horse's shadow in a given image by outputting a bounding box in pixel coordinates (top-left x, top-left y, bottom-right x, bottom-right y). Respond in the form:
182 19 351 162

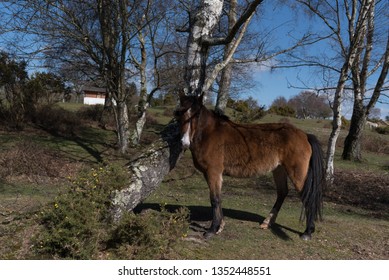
134 203 302 241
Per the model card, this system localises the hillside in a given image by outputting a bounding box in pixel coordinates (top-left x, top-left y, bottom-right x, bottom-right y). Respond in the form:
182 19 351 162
0 104 388 259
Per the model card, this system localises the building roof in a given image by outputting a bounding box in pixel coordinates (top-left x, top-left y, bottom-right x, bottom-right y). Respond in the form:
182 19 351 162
81 86 107 93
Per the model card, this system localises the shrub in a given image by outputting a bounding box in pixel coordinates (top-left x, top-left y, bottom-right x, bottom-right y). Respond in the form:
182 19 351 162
77 104 105 122
77 104 116 129
34 164 128 259
227 97 266 123
33 164 189 259
0 102 26 130
109 206 189 259
362 135 389 154
376 126 389 135
145 113 158 127
33 105 80 137
341 116 350 129
268 105 296 117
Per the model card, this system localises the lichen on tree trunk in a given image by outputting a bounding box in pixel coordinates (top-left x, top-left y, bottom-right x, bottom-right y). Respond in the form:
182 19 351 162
111 121 183 221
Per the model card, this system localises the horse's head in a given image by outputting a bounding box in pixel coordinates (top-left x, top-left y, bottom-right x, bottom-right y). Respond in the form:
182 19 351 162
174 93 204 149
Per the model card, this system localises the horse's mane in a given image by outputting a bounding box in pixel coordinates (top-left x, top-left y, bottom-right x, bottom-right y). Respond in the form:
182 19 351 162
207 106 296 131
210 109 230 122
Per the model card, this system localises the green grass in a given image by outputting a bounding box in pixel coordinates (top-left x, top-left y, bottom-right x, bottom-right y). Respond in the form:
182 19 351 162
0 124 118 164
57 102 86 112
148 106 175 125
140 161 388 259
334 151 388 172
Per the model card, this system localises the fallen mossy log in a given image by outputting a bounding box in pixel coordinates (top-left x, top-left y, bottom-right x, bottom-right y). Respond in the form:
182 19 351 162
111 122 183 221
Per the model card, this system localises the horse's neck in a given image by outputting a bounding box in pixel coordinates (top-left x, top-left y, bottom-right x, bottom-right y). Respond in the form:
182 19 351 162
198 106 216 128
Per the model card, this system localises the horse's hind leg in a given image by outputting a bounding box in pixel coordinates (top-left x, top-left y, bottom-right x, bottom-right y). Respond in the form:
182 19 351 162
260 166 288 229
283 154 314 240
204 171 225 239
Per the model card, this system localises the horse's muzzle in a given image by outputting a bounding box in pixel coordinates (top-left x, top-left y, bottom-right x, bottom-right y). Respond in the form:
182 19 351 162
181 133 191 149
181 137 190 149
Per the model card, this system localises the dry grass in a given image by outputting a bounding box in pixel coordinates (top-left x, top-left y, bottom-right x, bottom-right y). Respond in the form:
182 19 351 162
327 170 389 218
0 140 81 184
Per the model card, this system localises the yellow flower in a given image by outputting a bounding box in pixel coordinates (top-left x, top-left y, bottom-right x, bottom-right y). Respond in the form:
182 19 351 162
54 203 59 209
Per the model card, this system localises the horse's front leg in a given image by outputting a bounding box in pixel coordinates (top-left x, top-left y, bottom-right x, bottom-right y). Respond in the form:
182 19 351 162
204 171 224 239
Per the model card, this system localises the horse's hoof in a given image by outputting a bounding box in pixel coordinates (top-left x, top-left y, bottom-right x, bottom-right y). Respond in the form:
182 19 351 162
300 233 312 241
260 222 270 229
203 231 216 239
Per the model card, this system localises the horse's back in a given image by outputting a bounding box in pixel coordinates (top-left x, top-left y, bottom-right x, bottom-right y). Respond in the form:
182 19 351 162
220 122 311 177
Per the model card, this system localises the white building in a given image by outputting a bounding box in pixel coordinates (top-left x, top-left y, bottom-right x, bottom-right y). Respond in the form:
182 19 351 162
82 86 107 105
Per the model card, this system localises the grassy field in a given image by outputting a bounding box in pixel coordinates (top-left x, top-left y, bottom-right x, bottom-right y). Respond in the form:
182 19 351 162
142 154 388 259
0 104 388 259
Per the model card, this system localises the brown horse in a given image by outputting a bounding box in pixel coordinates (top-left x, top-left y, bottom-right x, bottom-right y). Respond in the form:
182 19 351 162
175 94 325 240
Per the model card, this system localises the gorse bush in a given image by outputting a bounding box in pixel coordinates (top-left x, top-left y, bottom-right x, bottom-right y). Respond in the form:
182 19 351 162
109 206 189 259
268 105 296 117
34 164 189 259
35 164 127 259
227 97 266 123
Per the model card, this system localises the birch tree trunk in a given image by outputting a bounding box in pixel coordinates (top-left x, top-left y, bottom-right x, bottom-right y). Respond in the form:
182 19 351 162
342 18 389 160
297 0 376 181
215 0 237 113
115 100 131 155
98 0 132 154
111 122 183 221
342 105 367 161
131 30 149 146
325 65 349 180
184 0 224 95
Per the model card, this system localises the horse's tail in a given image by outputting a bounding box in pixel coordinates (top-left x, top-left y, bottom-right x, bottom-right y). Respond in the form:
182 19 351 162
300 134 325 226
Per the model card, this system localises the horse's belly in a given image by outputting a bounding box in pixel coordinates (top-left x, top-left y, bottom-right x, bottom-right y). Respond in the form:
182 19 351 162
223 160 279 177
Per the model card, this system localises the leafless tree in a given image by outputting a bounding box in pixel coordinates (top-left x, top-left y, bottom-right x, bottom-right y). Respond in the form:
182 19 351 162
214 0 239 112
4 0 163 153
288 91 331 119
342 0 389 161
281 0 386 180
129 0 180 145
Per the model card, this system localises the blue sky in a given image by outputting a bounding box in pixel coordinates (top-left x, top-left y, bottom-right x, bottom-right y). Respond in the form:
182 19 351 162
241 2 388 119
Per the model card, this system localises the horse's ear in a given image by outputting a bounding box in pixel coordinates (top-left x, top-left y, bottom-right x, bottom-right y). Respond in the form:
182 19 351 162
178 90 186 103
198 92 205 105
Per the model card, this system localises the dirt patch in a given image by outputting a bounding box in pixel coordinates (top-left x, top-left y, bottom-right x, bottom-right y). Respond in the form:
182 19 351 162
326 170 389 218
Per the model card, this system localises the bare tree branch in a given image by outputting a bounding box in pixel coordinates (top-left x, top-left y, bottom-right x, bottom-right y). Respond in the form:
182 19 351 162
202 0 264 46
